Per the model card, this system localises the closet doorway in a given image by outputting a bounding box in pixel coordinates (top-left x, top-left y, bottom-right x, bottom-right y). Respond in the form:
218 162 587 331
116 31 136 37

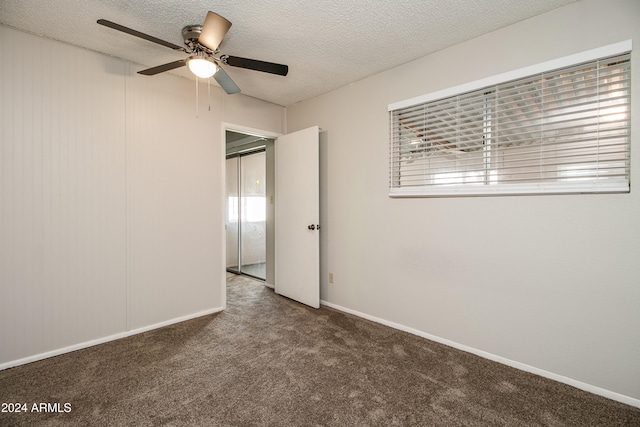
226 131 275 282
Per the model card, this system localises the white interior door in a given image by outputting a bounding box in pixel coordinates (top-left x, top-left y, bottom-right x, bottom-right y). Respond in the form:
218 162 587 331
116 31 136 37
275 126 320 308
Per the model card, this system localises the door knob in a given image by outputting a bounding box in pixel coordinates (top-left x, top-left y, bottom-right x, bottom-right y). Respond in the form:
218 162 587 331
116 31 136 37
308 224 316 230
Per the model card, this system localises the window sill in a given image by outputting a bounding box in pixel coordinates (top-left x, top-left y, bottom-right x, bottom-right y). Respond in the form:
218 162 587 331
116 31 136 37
389 181 630 198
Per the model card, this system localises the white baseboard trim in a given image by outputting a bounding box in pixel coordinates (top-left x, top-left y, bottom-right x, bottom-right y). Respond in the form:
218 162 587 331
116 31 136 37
0 307 224 371
320 299 640 409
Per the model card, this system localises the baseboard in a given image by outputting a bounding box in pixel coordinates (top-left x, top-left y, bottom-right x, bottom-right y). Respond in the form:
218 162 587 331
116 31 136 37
320 299 640 409
0 307 224 371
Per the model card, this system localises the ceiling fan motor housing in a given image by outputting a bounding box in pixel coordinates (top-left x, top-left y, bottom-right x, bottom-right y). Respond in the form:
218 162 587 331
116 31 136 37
182 25 203 46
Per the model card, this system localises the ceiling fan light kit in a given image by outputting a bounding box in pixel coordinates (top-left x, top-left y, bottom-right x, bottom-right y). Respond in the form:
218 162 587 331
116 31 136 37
97 11 288 95
188 53 218 79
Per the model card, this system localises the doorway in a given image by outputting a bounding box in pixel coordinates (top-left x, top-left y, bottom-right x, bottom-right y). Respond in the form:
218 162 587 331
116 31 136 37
225 131 275 282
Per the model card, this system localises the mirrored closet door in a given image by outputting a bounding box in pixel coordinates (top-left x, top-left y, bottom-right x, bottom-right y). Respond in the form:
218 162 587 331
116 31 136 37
226 149 266 280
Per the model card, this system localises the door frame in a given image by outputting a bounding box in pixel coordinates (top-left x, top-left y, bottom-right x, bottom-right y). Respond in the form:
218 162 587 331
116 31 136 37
221 123 281 308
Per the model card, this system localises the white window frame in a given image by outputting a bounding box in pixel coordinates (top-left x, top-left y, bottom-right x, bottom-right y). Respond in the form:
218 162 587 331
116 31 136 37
388 40 632 197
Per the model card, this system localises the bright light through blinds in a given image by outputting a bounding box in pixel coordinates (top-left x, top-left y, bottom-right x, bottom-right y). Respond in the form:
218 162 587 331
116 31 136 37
389 46 631 197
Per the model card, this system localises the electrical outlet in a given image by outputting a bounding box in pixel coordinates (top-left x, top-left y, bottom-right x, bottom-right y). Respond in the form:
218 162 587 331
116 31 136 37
329 272 334 283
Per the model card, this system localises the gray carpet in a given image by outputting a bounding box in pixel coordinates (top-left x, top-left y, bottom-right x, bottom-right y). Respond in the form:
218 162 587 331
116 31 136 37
1 273 638 426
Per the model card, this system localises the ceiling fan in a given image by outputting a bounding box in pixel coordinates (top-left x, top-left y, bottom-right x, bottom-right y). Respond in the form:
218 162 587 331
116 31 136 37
97 11 288 95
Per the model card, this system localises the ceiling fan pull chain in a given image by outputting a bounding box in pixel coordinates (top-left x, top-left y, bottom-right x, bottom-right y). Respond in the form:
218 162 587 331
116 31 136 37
208 78 211 111
195 76 199 118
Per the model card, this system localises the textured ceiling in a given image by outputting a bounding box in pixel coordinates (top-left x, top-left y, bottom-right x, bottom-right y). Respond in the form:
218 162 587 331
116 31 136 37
0 0 576 107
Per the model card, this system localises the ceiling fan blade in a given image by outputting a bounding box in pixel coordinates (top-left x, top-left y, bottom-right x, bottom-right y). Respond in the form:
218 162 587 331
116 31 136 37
224 56 289 76
198 11 232 51
138 59 187 76
214 67 241 94
97 19 186 52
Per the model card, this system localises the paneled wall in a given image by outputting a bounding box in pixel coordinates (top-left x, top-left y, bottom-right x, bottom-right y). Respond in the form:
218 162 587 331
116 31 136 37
125 68 223 330
1 27 128 363
0 25 284 366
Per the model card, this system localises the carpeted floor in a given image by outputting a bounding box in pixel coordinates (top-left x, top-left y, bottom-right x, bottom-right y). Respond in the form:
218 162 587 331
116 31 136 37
1 273 639 426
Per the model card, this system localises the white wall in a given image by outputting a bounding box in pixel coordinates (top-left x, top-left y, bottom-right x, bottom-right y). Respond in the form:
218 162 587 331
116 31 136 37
287 0 640 404
0 25 284 366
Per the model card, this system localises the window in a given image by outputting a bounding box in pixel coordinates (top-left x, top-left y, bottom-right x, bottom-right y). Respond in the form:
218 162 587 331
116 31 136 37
389 41 631 197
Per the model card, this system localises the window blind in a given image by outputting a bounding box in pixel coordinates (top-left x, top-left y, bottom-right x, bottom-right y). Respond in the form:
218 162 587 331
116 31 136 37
389 51 631 196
